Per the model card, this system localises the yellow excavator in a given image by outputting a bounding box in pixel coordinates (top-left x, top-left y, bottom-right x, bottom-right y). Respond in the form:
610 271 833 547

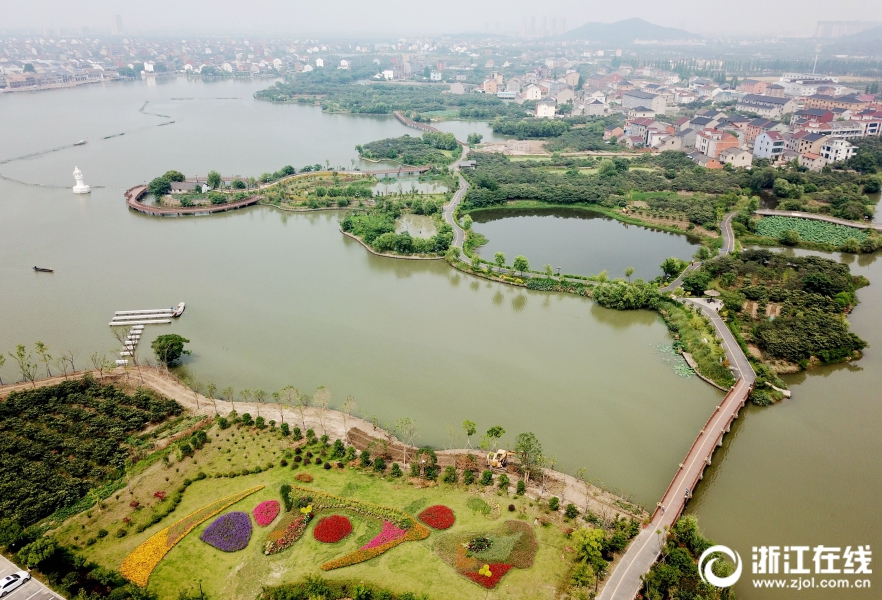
486 450 516 469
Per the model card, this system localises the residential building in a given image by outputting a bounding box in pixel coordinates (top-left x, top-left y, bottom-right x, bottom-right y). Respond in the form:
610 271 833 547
622 90 666 114
736 94 797 119
582 100 606 116
687 151 723 169
556 88 575 104
628 106 655 119
767 84 786 98
803 93 867 112
496 91 518 100
522 84 542 101
565 71 580 87
536 97 556 118
695 129 740 158
787 131 828 154
603 126 624 140
449 82 466 95
719 147 753 169
483 79 498 94
737 79 768 95
754 131 787 160
820 138 857 163
745 118 788 145
799 152 827 172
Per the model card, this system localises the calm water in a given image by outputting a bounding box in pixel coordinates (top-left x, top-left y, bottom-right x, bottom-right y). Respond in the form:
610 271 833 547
1 78 880 598
471 207 701 279
0 77 721 507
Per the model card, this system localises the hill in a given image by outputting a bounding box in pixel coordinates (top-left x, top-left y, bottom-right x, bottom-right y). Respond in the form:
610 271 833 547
563 17 700 44
826 24 882 54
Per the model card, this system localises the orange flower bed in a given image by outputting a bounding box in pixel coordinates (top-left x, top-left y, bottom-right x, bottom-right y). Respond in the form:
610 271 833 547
120 485 263 587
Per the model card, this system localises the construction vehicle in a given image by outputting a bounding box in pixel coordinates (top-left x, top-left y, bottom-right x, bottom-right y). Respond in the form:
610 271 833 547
487 450 516 469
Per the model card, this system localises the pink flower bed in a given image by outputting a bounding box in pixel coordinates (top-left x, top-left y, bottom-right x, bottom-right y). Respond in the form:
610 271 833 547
253 500 280 527
361 520 407 550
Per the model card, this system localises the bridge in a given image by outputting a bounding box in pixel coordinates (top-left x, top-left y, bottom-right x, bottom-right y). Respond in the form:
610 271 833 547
393 110 440 133
598 211 756 600
124 185 260 217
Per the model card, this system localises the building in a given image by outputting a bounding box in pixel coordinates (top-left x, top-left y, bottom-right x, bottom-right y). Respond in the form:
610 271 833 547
803 94 867 112
430 71 442 81
482 79 498 93
628 106 655 119
695 129 740 158
719 147 753 168
799 152 827 172
820 138 857 163
787 131 828 154
449 82 466 95
736 94 797 119
745 118 788 145
754 131 787 160
536 97 556 118
621 90 666 114
737 79 767 95
687 151 723 169
522 84 542 101
603 126 624 140
111 14 124 35
496 91 518 100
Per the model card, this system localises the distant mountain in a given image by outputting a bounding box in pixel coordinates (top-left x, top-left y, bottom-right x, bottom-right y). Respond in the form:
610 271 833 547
823 25 882 56
563 18 701 44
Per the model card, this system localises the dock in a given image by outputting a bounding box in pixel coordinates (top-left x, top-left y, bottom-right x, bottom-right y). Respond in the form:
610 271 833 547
108 304 184 359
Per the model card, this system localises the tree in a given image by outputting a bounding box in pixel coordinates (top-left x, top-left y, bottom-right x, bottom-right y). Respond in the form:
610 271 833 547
545 264 553 278
514 432 543 483
148 177 171 197
462 214 473 230
513 255 529 276
625 266 634 283
462 420 477 448
23 63 36 73
781 229 800 246
341 395 356 443
296 389 311 430
572 527 606 569
205 382 218 414
395 417 419 465
481 425 505 451
162 170 185 182
278 386 299 424
9 344 38 387
222 385 235 412
34 341 52 378
89 351 112 381
313 386 330 436
660 257 684 279
494 252 506 271
254 389 267 418
467 133 483 145
0 354 4 385
152 334 191 365
207 170 222 189
16 537 57 569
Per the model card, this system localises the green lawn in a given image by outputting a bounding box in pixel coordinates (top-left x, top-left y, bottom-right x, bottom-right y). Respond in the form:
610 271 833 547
54 423 575 600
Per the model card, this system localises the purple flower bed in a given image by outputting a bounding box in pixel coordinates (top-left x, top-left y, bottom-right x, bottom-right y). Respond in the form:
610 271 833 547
253 500 280 527
201 511 252 552
360 520 407 550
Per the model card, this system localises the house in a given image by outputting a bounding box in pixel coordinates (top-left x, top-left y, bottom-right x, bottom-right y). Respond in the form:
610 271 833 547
745 118 788 145
583 99 606 116
801 120 863 139
449 82 466 95
653 135 683 151
767 84 785 98
820 138 857 163
754 131 787 160
737 79 768 95
170 181 209 194
496 91 518 100
506 77 522 93
792 109 835 125
798 152 827 172
556 88 575 104
676 90 698 104
603 126 624 140
719 147 753 169
628 106 655 119
536 97 556 119
803 93 867 112
622 135 646 149
483 79 498 94
787 131 828 154
522 84 542 101
853 109 882 137
685 116 720 131
430 71 442 81
736 94 797 119
687 151 723 169
695 129 740 158
674 128 698 149
565 71 580 87
622 90 666 114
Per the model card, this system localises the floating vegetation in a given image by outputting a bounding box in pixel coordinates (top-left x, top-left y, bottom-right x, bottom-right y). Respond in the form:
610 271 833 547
655 343 694 379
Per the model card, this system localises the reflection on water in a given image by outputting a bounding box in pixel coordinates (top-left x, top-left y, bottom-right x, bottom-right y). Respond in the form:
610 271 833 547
395 214 437 238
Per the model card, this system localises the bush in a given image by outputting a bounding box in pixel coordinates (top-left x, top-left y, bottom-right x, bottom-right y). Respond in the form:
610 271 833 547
255 416 266 429
565 504 579 519
292 427 302 440
481 470 494 486
373 458 386 473
324 462 332 470
360 450 372 468
516 480 526 495
463 470 475 485
508 504 516 512
497 474 510 490
280 423 290 436
97 529 108 538
442 466 458 484
218 417 230 429
390 463 403 478
549 497 560 511
425 466 438 481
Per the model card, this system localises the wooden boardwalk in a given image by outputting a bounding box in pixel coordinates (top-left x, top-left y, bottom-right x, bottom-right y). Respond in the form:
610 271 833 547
125 185 259 217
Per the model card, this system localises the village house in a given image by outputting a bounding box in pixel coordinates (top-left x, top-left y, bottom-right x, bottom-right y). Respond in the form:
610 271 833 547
536 97 557 118
820 138 857 163
786 131 828 154
687 151 724 169
737 79 768 95
522 84 542 101
798 152 827 172
736 94 797 119
803 93 867 112
719 147 753 169
753 131 787 160
745 118 788 145
766 84 786 98
695 129 740 158
603 126 624 140
628 106 655 119
621 89 667 114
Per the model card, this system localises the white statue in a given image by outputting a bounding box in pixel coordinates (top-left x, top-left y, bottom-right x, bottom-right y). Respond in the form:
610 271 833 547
72 166 91 194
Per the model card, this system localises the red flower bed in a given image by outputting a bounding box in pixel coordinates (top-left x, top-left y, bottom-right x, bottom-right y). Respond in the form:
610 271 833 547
463 563 513 589
253 500 280 527
313 515 353 543
418 505 455 530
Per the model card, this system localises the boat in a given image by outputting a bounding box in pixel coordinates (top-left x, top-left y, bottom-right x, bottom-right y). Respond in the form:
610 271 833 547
74 140 87 146
172 302 186 317
33 266 54 273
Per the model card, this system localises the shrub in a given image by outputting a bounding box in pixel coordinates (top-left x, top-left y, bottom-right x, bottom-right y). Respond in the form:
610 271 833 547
315 457 323 465
425 466 438 481
255 417 266 429
280 485 293 512
295 473 314 483
497 474 510 490
565 504 579 519
324 462 332 470
516 481 526 495
549 497 560 511
442 466 458 484
280 459 288 467
360 450 372 468
292 427 302 440
390 463 403 478
280 423 290 437
241 413 253 426
410 463 421 477
97 529 108 538
373 458 386 473
463 470 475 485
481 470 493 486
508 504 516 512
418 505 455 530
218 417 230 429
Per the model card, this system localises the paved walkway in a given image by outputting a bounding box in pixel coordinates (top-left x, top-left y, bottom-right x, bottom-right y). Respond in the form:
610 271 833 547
0 555 63 600
755 209 882 231
598 210 755 600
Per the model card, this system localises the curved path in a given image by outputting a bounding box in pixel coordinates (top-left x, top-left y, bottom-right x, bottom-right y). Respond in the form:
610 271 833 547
755 209 882 231
125 185 260 217
443 145 470 250
599 210 755 600
659 212 737 293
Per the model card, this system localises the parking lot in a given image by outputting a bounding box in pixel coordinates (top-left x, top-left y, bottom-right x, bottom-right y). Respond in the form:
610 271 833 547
0 556 63 600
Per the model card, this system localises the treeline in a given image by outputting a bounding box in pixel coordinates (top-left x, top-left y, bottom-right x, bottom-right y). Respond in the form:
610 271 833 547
703 249 868 366
463 152 877 222
489 115 622 151
256 78 528 119
0 376 182 527
357 134 455 166
341 199 453 255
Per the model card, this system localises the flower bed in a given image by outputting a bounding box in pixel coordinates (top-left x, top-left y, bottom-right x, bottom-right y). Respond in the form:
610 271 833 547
295 473 314 483
362 520 407 549
418 505 455 530
434 520 536 589
464 563 513 589
254 500 280 527
313 515 353 543
120 485 263 587
264 512 312 555
201 511 253 552
320 523 429 571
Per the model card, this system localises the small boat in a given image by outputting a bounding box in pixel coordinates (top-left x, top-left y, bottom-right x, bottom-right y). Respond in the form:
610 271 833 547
172 302 186 317
33 266 54 273
74 140 87 146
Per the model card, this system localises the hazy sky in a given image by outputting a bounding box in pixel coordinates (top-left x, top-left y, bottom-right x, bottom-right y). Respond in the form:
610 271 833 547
3 0 881 37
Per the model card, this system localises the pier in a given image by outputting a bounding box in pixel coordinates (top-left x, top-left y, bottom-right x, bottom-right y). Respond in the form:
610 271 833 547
109 305 184 359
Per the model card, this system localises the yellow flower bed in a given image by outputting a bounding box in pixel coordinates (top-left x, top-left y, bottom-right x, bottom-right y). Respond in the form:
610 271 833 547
120 485 264 587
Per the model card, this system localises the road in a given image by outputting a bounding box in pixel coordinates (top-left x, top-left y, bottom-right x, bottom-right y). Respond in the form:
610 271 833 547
443 145 470 251
598 210 755 600
0 556 63 600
